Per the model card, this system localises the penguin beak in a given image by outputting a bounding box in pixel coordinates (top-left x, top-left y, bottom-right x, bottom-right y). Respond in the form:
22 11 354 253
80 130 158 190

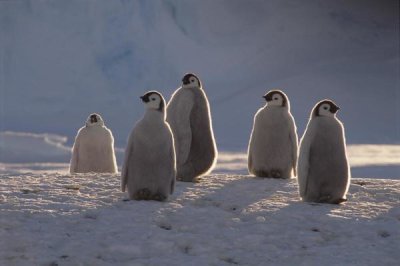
331 105 340 113
140 95 149 103
263 94 272 102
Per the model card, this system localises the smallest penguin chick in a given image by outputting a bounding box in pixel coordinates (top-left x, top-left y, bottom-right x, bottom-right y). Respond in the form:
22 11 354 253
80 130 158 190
70 113 117 174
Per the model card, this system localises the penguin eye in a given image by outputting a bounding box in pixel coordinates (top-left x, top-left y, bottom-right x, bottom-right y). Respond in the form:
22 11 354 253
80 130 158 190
274 97 278 100
323 106 328 110
190 79 195 83
151 98 156 101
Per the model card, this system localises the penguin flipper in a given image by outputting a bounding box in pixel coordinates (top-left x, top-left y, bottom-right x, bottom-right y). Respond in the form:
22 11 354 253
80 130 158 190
121 132 135 192
104 128 118 173
168 91 193 166
69 131 81 174
247 152 253 174
288 114 298 177
298 123 315 197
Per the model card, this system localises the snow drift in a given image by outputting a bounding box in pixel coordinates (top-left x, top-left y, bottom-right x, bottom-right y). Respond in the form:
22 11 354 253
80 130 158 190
0 131 71 163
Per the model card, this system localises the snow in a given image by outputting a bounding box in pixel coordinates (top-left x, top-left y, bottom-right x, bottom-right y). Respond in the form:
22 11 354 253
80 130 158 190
0 131 124 165
0 131 70 163
0 134 398 265
0 173 399 265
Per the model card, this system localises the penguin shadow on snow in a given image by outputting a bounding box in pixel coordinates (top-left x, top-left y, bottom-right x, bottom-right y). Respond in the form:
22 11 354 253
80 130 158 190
150 174 361 260
160 175 302 220
154 173 353 216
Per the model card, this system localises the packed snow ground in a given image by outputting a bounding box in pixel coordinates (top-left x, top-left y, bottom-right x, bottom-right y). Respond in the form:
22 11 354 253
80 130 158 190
0 173 399 265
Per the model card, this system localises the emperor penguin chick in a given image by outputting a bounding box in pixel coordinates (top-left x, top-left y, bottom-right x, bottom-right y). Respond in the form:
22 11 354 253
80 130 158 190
166 73 217 182
248 90 298 178
121 91 176 201
297 100 350 204
70 113 117 174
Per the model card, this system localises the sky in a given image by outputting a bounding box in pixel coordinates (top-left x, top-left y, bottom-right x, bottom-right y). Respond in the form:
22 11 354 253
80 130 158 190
0 0 399 150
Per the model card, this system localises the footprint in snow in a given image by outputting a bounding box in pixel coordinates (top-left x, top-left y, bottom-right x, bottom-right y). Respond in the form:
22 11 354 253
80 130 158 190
378 230 390 238
157 221 172 231
220 257 239 265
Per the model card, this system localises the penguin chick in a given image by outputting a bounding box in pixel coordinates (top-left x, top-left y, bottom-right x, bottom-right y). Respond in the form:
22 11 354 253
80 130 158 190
121 91 176 201
297 100 350 204
70 113 117 174
248 89 298 178
166 73 217 182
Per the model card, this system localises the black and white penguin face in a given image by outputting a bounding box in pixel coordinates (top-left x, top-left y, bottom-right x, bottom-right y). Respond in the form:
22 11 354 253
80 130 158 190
314 100 340 118
263 90 287 107
86 113 104 127
182 73 201 89
141 91 165 112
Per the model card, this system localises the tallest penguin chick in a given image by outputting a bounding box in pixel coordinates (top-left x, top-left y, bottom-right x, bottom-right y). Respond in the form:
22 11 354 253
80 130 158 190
166 73 217 182
297 100 350 204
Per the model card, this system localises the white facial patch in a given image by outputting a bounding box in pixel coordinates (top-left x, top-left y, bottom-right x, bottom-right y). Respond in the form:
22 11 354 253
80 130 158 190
145 94 162 110
182 76 200 89
318 103 335 117
268 93 284 107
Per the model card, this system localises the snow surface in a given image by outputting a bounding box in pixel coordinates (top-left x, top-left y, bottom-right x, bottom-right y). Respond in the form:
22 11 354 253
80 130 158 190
0 173 399 265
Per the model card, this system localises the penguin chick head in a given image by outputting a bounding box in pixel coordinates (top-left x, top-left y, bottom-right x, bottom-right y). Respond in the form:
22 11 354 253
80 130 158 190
263 90 288 108
313 100 340 118
86 113 104 127
140 91 165 112
182 73 201 89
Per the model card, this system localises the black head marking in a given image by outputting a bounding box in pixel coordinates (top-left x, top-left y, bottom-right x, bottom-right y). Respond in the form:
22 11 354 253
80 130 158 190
158 97 164 111
314 100 340 117
263 90 287 107
182 73 201 87
140 91 164 111
90 114 98 123
140 94 150 103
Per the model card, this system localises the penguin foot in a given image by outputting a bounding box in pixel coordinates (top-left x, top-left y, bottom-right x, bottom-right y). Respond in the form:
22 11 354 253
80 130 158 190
331 198 347 204
254 170 269 178
316 195 331 203
177 176 195 182
270 169 282 179
153 193 167 202
316 195 347 204
193 177 202 183
134 188 151 200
